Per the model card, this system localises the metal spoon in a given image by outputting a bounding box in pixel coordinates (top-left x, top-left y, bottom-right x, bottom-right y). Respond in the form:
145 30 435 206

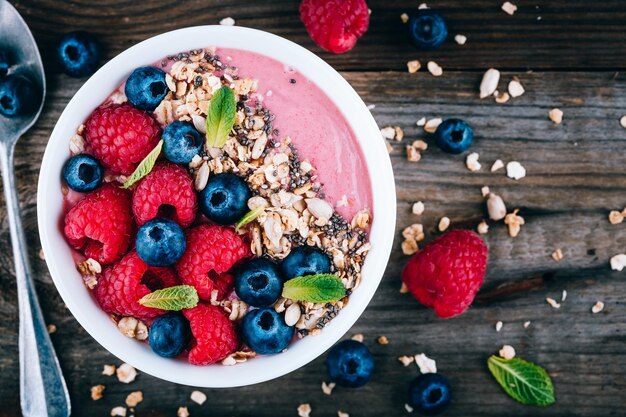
0 1 71 416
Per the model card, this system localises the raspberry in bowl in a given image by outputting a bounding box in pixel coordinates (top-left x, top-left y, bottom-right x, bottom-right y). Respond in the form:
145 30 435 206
38 26 395 387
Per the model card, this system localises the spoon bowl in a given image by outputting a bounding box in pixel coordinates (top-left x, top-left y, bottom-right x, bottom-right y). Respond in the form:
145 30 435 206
0 0 45 140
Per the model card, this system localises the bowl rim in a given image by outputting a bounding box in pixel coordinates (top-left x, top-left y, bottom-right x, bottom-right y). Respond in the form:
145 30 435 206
38 25 396 387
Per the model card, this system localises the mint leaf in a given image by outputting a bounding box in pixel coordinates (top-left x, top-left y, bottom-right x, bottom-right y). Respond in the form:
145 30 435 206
138 285 199 311
121 139 163 189
235 206 265 231
205 85 236 148
487 355 555 406
282 274 346 303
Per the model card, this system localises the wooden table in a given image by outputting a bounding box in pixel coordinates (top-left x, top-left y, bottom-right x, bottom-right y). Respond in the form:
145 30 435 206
1 1 625 416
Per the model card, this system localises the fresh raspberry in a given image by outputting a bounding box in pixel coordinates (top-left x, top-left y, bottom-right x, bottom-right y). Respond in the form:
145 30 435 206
176 225 250 300
299 0 370 53
401 230 488 318
183 303 239 365
84 103 161 175
132 162 198 228
94 251 179 321
64 184 133 265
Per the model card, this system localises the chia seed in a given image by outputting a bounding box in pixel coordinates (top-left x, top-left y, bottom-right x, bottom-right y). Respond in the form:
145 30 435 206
289 78 296 84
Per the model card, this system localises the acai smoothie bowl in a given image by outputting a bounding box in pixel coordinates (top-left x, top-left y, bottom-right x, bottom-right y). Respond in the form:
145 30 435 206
38 26 395 387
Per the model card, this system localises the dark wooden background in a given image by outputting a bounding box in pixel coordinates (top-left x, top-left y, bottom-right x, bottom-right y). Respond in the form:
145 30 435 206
1 0 625 416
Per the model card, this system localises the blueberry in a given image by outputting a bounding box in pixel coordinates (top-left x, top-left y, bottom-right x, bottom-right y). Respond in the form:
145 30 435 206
281 245 331 280
199 173 251 225
62 154 104 192
408 373 452 416
325 340 374 388
0 49 10 77
241 308 294 354
0 74 40 118
149 313 190 358
162 121 203 164
57 31 101 77
408 10 448 50
434 118 474 154
136 218 186 267
125 66 168 111
234 258 283 307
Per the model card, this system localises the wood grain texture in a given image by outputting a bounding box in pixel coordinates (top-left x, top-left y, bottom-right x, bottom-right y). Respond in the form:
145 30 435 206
9 0 626 72
1 1 626 416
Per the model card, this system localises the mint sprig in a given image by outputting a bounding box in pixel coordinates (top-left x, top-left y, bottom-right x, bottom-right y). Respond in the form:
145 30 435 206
121 139 163 189
138 285 199 311
282 274 346 303
487 355 555 406
205 85 236 149
235 206 265 231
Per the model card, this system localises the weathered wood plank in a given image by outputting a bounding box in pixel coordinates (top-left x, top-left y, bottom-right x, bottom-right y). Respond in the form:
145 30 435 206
11 0 626 72
1 68 625 416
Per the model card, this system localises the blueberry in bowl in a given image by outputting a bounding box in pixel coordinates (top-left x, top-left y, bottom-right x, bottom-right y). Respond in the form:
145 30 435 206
149 312 191 358
199 173 252 225
62 154 103 192
435 118 473 154
0 74 40 118
407 10 448 50
57 31 101 78
125 66 168 111
281 245 332 280
162 121 203 164
234 258 284 307
241 308 294 354
325 339 374 388
135 218 186 267
408 373 452 415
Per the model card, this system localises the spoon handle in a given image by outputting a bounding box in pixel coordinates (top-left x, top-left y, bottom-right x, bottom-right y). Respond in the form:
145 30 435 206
0 142 71 417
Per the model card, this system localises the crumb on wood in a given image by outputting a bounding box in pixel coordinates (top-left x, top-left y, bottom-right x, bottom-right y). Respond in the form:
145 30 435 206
501 1 518 15
110 406 126 417
398 355 415 366
351 333 364 342
549 108 564 124
427 61 443 77
499 345 516 359
407 60 421 73
415 353 437 374
190 390 207 405
298 403 312 417
591 301 605 314
412 201 425 215
552 248 564 262
116 363 137 384
322 381 336 395
125 391 143 408
102 364 116 376
91 384 105 401
546 297 561 309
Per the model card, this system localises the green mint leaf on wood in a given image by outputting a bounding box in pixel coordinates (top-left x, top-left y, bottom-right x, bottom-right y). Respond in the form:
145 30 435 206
121 139 163 189
138 285 199 311
487 355 555 406
235 206 265 231
205 85 236 148
282 274 346 303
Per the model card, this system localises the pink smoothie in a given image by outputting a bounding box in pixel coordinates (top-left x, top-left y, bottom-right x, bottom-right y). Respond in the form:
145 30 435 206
218 48 372 219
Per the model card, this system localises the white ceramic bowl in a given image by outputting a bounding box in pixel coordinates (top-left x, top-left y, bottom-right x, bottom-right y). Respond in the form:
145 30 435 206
38 26 396 387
